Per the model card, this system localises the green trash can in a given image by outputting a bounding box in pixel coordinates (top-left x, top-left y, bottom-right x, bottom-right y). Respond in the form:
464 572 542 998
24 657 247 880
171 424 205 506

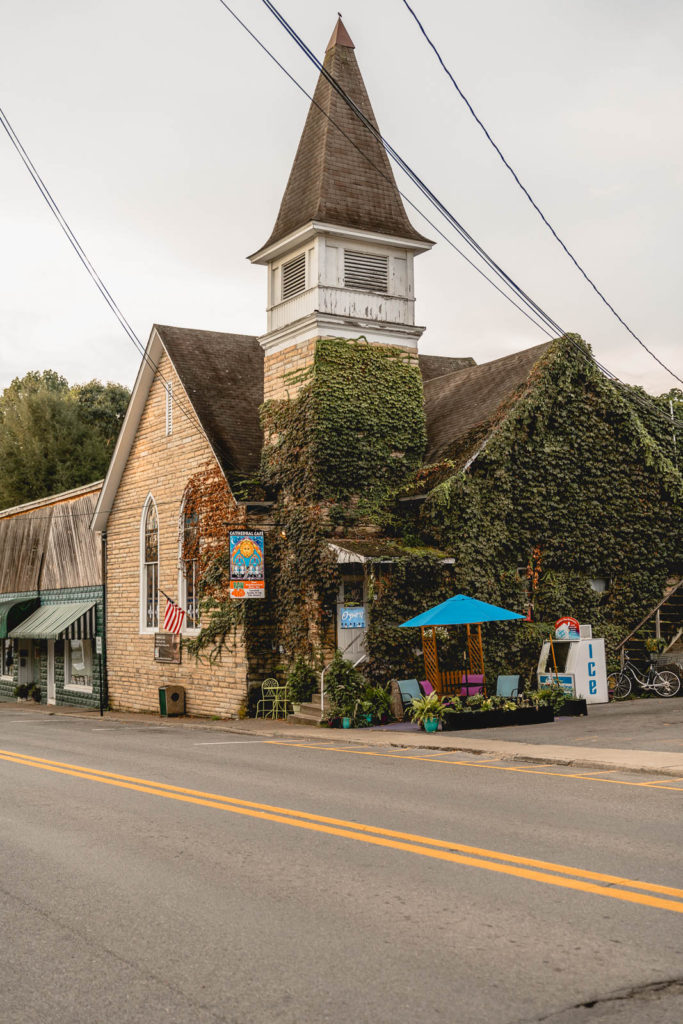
159 685 185 716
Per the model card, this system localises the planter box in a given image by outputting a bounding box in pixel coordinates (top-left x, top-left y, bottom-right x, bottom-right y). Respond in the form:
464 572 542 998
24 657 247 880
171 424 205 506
514 706 554 725
442 707 554 731
555 699 588 717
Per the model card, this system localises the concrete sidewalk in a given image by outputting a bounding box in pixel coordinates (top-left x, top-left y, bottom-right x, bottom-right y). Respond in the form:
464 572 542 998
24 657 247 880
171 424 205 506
3 696 683 778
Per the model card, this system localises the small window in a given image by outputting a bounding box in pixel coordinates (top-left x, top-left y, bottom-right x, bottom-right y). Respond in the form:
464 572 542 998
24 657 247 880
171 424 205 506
281 253 306 300
65 639 93 692
0 639 13 679
344 250 388 293
165 382 173 436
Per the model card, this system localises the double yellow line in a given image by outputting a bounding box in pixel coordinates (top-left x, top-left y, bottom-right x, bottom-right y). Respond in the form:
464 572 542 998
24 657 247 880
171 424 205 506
2 747 682 914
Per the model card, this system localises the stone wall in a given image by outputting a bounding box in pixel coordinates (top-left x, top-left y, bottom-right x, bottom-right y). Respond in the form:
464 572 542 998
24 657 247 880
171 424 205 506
105 351 249 718
263 338 317 403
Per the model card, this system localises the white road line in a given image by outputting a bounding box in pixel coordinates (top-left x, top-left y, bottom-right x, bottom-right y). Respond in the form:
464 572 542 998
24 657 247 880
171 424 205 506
194 739 269 746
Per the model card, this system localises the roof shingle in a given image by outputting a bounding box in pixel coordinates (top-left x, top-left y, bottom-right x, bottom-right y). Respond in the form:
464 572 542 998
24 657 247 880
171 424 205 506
258 19 429 251
423 342 552 464
155 326 264 477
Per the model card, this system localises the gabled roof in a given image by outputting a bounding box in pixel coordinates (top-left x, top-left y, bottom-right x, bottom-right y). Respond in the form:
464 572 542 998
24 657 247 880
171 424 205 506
256 18 429 253
423 341 552 464
418 354 476 384
157 326 263 477
92 326 263 532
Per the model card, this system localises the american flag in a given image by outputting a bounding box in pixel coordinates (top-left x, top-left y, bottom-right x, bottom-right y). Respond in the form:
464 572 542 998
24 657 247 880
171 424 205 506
163 597 186 635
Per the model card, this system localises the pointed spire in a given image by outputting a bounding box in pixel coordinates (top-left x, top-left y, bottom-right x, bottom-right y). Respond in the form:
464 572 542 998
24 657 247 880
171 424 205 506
255 20 428 254
327 17 354 51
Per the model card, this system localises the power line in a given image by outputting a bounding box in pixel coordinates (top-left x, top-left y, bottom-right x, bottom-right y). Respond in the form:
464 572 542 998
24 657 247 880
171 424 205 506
0 105 221 456
400 0 683 387
259 0 565 340
251 2 683 434
214 0 553 338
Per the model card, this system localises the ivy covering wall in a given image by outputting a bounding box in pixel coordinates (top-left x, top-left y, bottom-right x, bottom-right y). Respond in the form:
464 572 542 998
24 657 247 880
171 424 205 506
187 332 681 690
413 335 683 679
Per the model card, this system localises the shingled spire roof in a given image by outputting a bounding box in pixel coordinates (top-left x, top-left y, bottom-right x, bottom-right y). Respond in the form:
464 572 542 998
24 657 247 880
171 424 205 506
256 18 429 252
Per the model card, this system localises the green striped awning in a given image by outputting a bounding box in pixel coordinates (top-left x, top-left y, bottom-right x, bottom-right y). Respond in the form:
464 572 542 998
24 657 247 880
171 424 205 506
9 602 97 640
0 598 39 639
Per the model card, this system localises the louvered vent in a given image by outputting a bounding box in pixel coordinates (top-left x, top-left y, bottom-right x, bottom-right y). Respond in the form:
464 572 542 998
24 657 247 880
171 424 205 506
344 250 389 293
281 253 306 300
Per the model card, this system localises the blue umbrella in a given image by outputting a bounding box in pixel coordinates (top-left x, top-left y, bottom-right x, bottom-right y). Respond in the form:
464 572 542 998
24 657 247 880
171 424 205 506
399 594 524 695
399 594 525 628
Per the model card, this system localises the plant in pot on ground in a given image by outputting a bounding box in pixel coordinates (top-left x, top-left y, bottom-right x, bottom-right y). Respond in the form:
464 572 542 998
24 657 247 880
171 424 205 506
286 658 318 712
325 651 366 727
408 692 452 733
13 683 29 700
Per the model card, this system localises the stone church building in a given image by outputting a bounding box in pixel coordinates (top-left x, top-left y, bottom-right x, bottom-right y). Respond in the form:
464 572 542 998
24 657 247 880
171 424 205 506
91 19 681 716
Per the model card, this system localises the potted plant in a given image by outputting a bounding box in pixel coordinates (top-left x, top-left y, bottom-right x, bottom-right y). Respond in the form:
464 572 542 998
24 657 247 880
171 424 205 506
408 692 451 733
13 683 29 701
29 683 42 703
644 637 667 662
286 658 318 714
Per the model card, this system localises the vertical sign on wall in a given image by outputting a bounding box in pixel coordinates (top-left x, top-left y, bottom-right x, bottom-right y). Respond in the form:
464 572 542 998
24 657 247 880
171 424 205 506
229 531 265 599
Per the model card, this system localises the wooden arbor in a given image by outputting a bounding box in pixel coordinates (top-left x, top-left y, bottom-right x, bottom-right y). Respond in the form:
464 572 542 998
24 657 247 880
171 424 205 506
400 594 525 698
420 623 486 696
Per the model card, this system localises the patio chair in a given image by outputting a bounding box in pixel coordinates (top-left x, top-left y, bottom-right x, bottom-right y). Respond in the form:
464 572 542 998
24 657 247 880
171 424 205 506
496 675 521 698
419 679 435 695
256 678 289 719
459 674 484 697
397 679 422 717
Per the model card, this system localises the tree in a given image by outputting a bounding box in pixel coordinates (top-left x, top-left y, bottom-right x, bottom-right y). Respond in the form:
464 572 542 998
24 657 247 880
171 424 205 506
0 370 130 507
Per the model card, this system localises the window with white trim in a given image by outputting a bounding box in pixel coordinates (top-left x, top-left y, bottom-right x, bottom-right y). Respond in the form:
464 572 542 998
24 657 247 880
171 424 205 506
142 498 159 629
165 382 173 436
344 250 388 293
281 252 306 300
1 639 13 679
64 639 93 692
180 508 199 630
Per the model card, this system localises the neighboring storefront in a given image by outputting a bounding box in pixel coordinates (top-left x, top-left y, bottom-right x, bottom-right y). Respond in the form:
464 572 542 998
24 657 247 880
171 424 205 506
0 482 104 709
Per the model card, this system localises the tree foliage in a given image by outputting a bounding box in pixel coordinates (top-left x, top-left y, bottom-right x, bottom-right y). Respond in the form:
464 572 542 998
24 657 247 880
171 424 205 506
0 370 130 507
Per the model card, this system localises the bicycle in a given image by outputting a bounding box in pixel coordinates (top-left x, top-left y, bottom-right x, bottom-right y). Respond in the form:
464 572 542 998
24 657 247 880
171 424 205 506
607 658 680 699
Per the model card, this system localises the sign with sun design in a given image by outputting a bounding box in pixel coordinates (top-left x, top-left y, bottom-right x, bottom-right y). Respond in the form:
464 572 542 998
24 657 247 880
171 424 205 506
229 531 265 599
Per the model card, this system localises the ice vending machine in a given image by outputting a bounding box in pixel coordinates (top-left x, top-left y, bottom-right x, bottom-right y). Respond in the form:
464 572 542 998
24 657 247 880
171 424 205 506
537 631 608 704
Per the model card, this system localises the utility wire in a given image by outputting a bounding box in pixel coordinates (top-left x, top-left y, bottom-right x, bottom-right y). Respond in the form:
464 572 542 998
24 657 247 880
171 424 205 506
253 2 683 432
0 105 219 453
260 0 565 339
400 0 683 387
214 0 553 338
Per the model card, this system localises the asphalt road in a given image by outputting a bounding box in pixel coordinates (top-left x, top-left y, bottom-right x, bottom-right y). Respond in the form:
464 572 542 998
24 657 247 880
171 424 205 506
1 713 681 1024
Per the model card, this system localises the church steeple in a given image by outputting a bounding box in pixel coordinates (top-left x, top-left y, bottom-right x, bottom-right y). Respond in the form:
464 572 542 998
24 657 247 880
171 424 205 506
252 17 428 256
250 19 433 402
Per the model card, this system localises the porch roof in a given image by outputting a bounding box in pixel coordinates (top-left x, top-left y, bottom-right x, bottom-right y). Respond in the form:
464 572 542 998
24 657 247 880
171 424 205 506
9 601 97 640
0 597 39 639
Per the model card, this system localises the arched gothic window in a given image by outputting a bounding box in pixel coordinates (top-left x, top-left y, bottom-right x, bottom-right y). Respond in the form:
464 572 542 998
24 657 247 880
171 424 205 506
142 498 159 629
179 502 199 631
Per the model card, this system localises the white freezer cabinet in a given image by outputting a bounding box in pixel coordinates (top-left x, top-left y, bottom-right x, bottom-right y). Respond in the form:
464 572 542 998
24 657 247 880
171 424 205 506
537 637 608 704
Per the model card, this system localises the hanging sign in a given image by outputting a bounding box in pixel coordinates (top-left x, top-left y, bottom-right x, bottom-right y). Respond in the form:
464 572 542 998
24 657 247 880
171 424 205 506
341 606 365 629
229 531 265 599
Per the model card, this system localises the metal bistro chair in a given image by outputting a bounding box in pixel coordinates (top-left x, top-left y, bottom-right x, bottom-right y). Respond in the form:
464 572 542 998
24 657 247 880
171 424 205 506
256 678 289 720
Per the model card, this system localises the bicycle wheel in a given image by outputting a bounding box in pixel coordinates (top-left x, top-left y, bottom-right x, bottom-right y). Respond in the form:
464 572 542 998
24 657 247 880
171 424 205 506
652 670 681 698
608 672 631 699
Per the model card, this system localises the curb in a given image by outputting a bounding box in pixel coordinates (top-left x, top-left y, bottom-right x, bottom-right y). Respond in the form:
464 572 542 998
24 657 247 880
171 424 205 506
3 704 682 778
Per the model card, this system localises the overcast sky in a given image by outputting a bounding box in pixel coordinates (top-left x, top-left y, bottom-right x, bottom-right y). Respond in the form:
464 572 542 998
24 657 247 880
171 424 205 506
1 0 681 396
